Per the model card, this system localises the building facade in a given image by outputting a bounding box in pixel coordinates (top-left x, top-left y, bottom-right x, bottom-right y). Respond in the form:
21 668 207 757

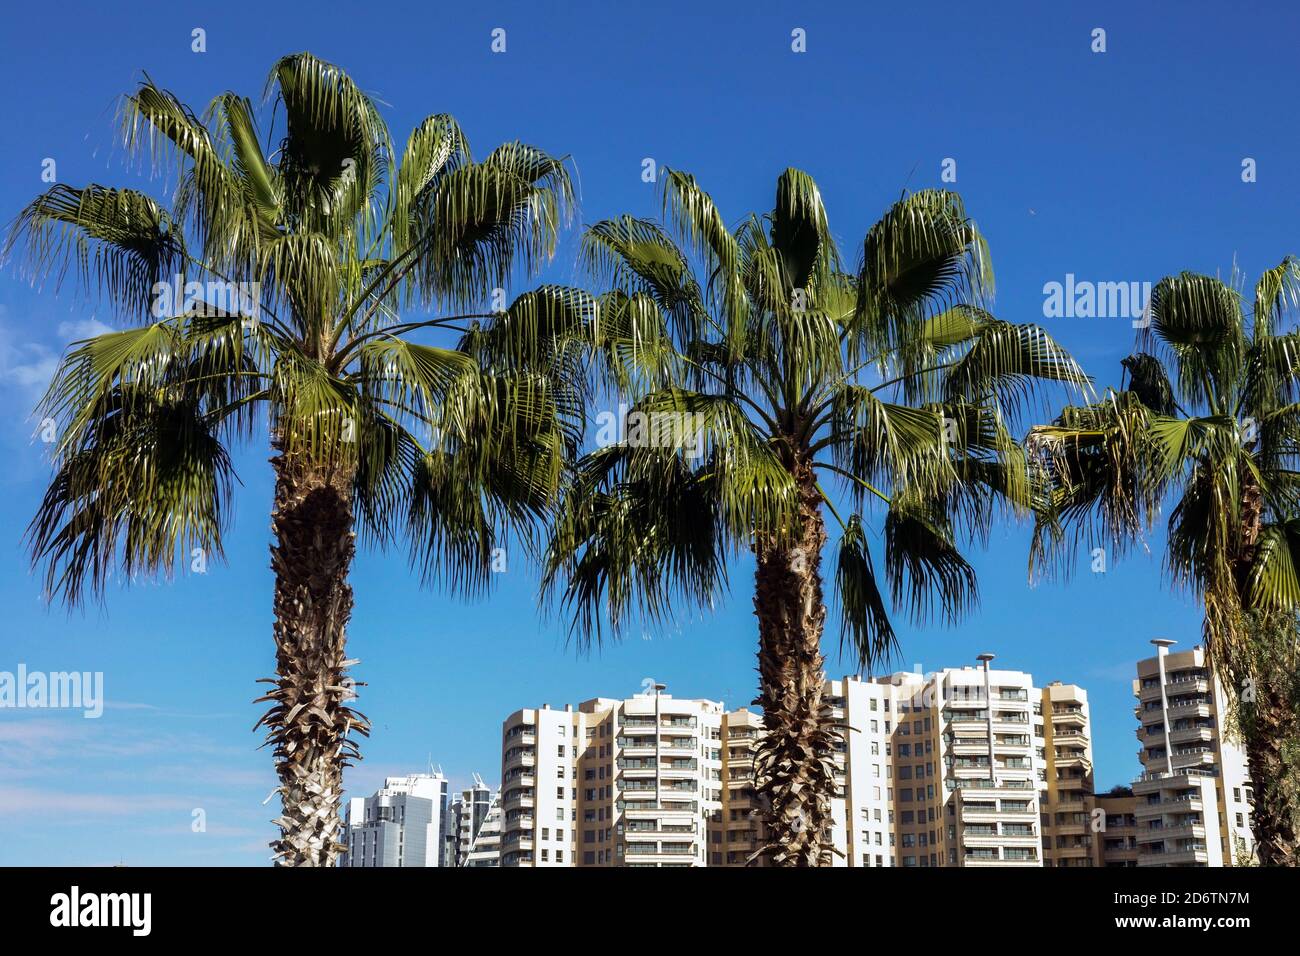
499 688 726 867
464 793 503 866
718 664 1099 868
1093 790 1139 866
445 777 497 867
1128 639 1255 866
340 772 450 867
476 642 1255 867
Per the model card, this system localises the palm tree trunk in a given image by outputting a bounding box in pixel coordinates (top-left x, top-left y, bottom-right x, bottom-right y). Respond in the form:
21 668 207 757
257 451 368 867
1240 674 1300 865
1231 465 1299 865
750 461 838 866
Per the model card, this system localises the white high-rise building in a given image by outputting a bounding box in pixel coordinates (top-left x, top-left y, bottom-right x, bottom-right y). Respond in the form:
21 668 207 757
340 772 450 867
464 793 502 867
1130 639 1255 866
499 687 725 867
824 665 1050 868
445 776 497 867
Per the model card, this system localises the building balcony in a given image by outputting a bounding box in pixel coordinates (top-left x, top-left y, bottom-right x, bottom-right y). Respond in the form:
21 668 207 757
1164 699 1213 718
1138 846 1210 866
1052 730 1089 744
624 842 698 858
1053 750 1090 766
1164 675 1210 693
1136 823 1206 844
961 833 1020 849
1135 797 1204 820
1137 683 1166 703
625 822 698 837
621 800 699 816
661 740 698 752
1168 725 1214 745
1170 749 1216 770
1052 821 1088 837
964 853 1040 867
965 832 1040 848
660 717 699 729
503 750 536 771
962 806 1038 824
993 717 1031 729
501 791 534 811
620 714 658 726
660 764 702 780
1051 711 1088 729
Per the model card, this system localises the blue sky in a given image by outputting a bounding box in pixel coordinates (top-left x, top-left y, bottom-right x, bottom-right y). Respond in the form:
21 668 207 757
1 0 1297 865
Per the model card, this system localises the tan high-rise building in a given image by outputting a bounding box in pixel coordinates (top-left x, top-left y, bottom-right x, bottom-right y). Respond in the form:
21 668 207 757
1040 681 1099 867
1128 639 1255 866
718 661 1098 868
718 707 763 865
1093 791 1140 866
499 688 725 867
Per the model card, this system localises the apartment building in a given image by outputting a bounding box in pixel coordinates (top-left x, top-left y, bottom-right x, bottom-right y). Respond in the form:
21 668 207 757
445 776 497 867
914 661 1048 867
1129 639 1255 866
340 772 450 867
499 687 726 867
718 661 1095 868
464 793 503 867
1093 790 1140 866
1040 681 1099 867
718 707 764 865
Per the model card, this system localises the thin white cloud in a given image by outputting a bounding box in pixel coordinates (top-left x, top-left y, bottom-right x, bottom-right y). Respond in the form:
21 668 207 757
0 311 116 405
57 318 116 341
0 786 195 816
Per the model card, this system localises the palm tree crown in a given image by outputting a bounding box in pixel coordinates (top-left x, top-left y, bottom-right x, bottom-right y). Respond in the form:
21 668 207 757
1029 261 1300 864
6 53 583 865
541 169 1086 863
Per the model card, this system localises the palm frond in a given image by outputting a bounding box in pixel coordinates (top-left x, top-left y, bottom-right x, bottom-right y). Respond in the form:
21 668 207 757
834 514 897 670
852 189 993 360
883 499 978 627
28 387 234 604
6 185 186 319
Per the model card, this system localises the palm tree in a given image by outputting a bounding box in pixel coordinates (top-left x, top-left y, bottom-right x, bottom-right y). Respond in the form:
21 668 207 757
5 53 586 866
541 170 1086 865
1028 262 1300 865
